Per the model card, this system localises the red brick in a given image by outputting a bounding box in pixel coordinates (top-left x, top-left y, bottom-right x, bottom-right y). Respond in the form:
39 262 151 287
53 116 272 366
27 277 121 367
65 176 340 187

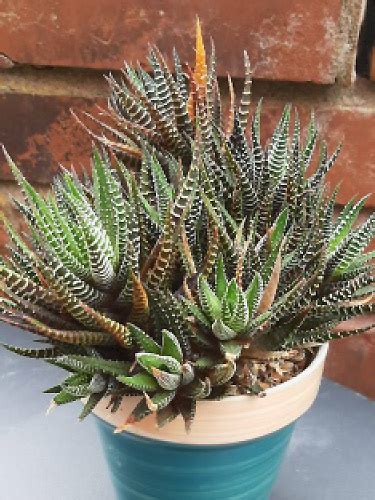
325 316 375 399
0 94 105 184
0 0 345 83
318 109 375 205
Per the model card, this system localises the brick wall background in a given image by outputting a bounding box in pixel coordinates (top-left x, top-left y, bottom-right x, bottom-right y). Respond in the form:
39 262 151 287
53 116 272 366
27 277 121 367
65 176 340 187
0 1 374 397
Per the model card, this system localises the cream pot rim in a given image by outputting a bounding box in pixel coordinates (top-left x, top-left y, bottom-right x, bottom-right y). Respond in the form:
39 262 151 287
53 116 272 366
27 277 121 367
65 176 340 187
93 343 329 445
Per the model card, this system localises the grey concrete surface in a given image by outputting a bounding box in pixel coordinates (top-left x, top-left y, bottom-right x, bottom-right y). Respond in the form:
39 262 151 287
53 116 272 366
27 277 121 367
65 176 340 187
0 324 374 500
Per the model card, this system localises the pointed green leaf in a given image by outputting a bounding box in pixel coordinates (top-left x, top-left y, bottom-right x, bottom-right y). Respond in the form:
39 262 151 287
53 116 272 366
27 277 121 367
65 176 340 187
127 323 161 354
198 275 222 321
224 279 239 312
151 367 181 390
246 273 263 318
212 319 238 340
117 372 159 392
53 390 80 406
228 290 249 332
161 329 183 363
79 392 103 420
215 254 228 300
136 353 182 375
271 208 288 251
328 195 369 253
50 356 130 377
219 341 242 361
1 344 58 359
156 404 179 428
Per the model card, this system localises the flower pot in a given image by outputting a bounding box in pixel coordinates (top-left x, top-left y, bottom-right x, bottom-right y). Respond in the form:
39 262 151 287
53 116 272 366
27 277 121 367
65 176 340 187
94 344 328 500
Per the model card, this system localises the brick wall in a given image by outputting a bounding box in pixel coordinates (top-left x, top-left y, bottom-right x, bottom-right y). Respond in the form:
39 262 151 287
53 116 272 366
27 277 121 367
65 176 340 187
0 1 374 397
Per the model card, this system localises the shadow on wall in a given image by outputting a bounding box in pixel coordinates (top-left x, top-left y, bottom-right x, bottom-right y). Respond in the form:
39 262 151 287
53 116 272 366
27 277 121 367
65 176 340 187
356 0 375 78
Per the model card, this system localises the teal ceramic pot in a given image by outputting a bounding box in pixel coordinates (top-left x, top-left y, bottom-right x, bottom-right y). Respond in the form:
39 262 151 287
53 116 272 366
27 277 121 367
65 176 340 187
96 417 295 500
94 344 328 500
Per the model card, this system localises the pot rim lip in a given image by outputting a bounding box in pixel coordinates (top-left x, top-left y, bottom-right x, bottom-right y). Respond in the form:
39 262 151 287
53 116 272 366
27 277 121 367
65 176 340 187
93 344 328 445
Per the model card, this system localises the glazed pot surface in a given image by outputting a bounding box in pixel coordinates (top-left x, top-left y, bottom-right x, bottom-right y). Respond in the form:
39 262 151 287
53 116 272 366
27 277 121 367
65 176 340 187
94 345 328 499
97 417 295 500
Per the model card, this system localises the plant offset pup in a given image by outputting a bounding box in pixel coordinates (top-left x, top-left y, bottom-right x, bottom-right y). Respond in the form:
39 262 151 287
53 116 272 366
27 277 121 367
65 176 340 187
1 21 374 431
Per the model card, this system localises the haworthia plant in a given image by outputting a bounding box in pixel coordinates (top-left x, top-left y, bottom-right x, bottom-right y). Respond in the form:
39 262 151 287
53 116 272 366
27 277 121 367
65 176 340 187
0 20 374 428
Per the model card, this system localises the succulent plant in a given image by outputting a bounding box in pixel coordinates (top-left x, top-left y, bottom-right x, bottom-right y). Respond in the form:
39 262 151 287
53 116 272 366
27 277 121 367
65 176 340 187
0 21 374 429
